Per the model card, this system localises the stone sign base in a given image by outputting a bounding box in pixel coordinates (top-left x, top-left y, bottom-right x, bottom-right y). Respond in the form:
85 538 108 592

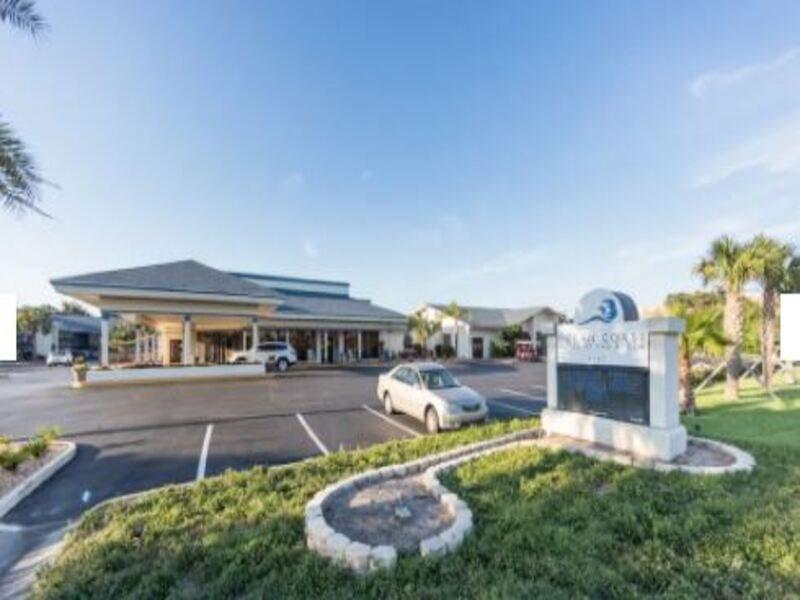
541 408 687 462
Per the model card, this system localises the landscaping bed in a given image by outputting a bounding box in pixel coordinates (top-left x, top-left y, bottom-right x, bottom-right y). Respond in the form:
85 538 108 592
34 385 800 598
0 445 61 499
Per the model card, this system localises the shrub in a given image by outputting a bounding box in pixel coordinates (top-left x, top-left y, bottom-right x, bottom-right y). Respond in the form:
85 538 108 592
0 426 60 471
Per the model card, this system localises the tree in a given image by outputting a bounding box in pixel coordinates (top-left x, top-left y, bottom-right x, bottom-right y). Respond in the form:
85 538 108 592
749 235 794 389
442 301 467 357
666 296 727 414
409 313 441 357
1 0 49 216
16 304 54 336
694 236 758 400
60 301 89 316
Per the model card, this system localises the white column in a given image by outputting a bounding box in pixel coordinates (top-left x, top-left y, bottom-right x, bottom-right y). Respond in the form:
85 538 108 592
251 319 259 351
100 318 110 367
323 331 329 364
182 317 193 365
648 322 683 430
243 329 248 351
285 330 291 343
546 333 558 409
315 330 322 364
134 328 142 364
338 332 345 363
357 331 363 361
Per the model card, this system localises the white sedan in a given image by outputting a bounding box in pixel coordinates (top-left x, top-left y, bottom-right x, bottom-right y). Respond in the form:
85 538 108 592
46 350 73 366
376 362 488 433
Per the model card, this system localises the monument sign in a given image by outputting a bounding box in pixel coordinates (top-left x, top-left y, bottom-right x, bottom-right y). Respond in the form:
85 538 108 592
542 289 687 461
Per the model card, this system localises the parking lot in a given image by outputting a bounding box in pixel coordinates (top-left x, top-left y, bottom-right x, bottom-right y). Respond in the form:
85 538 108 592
0 361 544 581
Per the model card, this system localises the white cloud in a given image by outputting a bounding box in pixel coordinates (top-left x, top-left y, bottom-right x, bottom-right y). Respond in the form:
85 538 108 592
690 47 800 98
283 171 305 189
693 117 800 187
302 238 319 258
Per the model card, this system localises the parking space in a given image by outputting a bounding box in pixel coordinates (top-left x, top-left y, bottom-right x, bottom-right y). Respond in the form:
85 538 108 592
0 360 546 577
205 415 319 477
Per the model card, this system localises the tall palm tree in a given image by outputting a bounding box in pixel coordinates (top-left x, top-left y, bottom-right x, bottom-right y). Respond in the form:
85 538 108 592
442 301 467 357
749 235 794 389
409 313 441 358
666 297 727 414
694 236 757 400
1 0 48 216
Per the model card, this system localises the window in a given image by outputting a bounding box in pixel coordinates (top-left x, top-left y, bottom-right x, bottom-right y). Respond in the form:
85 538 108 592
393 367 410 383
259 342 286 351
420 368 459 390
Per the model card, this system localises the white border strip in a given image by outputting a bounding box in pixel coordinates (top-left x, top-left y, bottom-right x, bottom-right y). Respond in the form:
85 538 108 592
362 404 422 438
196 424 214 481
296 413 330 455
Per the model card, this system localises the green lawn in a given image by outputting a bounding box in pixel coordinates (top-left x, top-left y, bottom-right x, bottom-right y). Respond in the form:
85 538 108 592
35 386 800 599
685 376 800 449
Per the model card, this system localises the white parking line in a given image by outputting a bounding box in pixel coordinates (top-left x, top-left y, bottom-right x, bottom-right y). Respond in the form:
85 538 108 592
489 399 539 416
500 387 545 400
196 424 214 481
296 413 330 455
362 404 422 438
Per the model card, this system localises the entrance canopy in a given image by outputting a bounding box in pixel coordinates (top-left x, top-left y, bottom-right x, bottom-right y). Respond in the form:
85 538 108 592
52 259 407 367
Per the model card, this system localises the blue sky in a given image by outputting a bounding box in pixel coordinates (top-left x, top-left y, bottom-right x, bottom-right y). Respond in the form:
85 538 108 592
3 1 800 315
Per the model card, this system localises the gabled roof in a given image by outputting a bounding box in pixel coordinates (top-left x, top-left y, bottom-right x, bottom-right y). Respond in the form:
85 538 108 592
426 303 562 329
51 260 280 300
274 290 407 322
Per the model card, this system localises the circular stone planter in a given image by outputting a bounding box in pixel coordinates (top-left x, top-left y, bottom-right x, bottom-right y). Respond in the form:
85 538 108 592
305 430 755 574
304 430 542 574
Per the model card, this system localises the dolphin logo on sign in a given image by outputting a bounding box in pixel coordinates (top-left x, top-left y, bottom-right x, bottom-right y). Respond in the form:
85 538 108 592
574 289 639 325
578 298 619 325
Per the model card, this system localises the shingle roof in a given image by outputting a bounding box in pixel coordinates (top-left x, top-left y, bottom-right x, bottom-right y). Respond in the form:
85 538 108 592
428 304 561 329
51 260 280 300
274 290 407 322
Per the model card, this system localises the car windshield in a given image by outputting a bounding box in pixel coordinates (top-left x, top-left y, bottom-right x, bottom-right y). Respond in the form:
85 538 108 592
419 368 459 390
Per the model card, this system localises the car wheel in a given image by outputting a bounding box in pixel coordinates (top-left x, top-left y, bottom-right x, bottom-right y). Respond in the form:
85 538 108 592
384 392 394 415
425 407 440 434
276 358 289 373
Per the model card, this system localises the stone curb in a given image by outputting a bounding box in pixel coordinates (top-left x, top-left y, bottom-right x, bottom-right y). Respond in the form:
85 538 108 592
304 429 542 574
0 441 77 520
546 435 756 475
653 436 756 475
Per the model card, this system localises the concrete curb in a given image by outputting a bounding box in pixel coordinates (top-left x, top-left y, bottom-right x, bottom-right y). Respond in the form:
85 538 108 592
304 429 543 574
0 441 76 521
538 435 756 476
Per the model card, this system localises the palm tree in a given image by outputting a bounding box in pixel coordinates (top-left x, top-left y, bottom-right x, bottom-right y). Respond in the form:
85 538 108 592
694 236 758 400
666 298 727 414
749 235 794 389
442 301 467 358
1 0 49 216
409 313 441 358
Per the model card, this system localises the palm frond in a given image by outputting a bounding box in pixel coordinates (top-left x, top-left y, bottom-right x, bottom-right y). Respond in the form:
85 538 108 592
0 117 49 216
0 0 46 36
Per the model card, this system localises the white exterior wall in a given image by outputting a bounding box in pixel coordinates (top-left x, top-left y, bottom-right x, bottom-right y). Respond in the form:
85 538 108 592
379 330 404 356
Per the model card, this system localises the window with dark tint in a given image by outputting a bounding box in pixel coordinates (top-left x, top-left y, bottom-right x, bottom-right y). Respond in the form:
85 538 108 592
259 342 286 351
420 368 459 390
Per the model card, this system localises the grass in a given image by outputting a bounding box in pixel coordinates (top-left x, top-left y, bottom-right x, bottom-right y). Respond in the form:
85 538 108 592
685 376 800 449
35 387 800 599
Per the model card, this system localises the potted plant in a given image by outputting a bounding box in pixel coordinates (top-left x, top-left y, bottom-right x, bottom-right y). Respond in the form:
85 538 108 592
71 356 89 386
